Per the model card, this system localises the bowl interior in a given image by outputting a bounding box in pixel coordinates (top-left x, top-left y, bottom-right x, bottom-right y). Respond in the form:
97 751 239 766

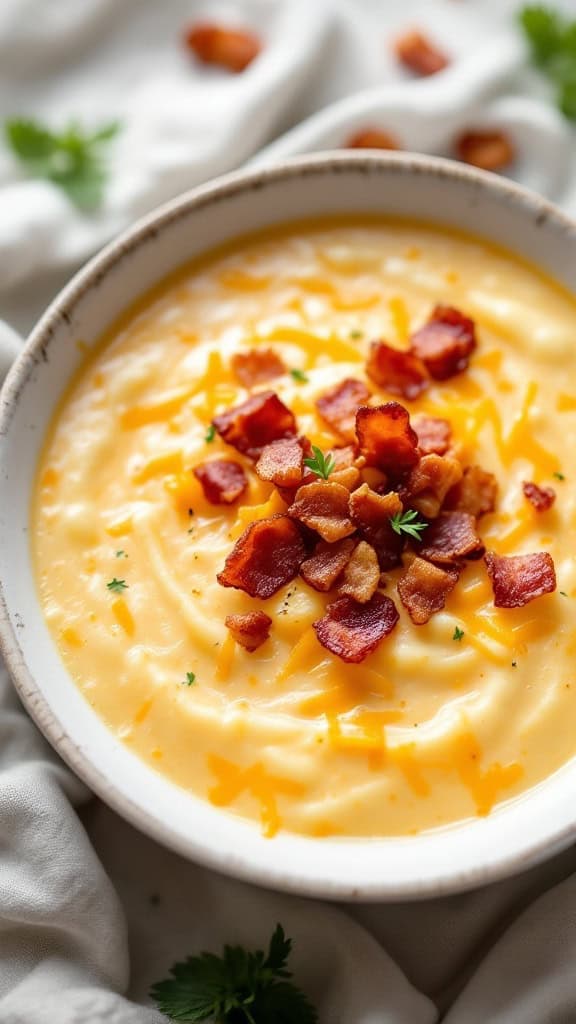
2 152 576 900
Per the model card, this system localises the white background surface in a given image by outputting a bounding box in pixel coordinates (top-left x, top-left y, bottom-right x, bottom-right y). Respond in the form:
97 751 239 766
2 1 576 1021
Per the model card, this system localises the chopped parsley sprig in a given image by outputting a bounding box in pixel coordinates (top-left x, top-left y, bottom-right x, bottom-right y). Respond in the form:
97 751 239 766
303 445 336 480
182 672 196 686
4 117 120 210
150 923 317 1024
107 578 128 593
519 6 576 118
453 626 465 642
390 509 428 541
290 368 309 383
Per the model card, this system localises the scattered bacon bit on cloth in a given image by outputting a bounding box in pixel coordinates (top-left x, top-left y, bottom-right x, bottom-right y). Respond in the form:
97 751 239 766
446 464 498 518
217 515 306 598
394 29 449 76
523 481 556 513
403 454 463 519
338 541 380 603
300 538 356 592
410 305 476 380
485 551 556 608
419 511 485 564
356 402 419 476
346 128 400 150
231 348 286 388
213 390 296 459
413 415 452 455
185 21 261 72
366 340 429 399
193 459 248 504
316 378 371 443
288 481 356 543
256 438 304 488
456 130 515 172
225 611 272 651
313 592 400 663
349 484 405 570
397 557 459 624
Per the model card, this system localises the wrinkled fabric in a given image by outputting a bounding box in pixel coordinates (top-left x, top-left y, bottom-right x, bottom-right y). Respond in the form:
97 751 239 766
2 1 576 1021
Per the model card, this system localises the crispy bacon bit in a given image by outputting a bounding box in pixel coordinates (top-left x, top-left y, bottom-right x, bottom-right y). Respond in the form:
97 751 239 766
366 340 429 400
349 484 405 570
231 348 286 388
213 390 296 459
217 515 306 598
397 557 458 624
225 611 272 651
446 465 498 518
338 541 380 603
193 459 248 505
394 30 449 76
288 481 356 543
403 454 463 519
456 130 515 172
255 438 304 488
485 551 556 608
419 511 485 564
413 415 452 455
316 378 371 443
346 128 400 150
300 538 356 592
313 592 399 663
331 466 361 491
410 305 476 380
185 22 261 72
355 402 419 476
523 481 556 513
330 445 357 469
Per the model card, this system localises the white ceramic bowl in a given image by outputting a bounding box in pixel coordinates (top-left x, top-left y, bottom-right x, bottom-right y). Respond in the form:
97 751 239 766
2 152 576 901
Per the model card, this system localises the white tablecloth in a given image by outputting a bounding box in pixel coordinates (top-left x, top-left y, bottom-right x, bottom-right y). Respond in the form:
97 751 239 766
2 2 576 1021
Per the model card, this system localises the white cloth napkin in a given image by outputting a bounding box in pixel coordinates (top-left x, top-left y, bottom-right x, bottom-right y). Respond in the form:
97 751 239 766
2 1 576 1021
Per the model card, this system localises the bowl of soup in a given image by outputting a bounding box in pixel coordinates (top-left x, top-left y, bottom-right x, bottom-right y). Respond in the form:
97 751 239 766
2 152 576 900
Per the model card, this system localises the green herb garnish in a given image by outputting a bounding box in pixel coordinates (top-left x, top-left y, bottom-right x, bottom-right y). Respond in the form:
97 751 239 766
205 424 216 443
553 470 565 480
150 923 317 1024
290 368 309 383
182 672 196 686
107 578 128 593
303 445 336 480
452 626 465 642
389 509 428 540
349 329 364 339
4 117 120 209
115 550 127 559
519 6 576 118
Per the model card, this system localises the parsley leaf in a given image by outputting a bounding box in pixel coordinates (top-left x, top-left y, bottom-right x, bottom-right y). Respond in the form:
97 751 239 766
107 578 128 593
349 329 364 339
205 424 216 443
390 509 428 541
150 923 317 1024
519 6 576 119
115 550 127 559
453 626 465 641
290 368 309 383
303 445 336 481
4 117 120 210
182 672 196 686
553 470 565 480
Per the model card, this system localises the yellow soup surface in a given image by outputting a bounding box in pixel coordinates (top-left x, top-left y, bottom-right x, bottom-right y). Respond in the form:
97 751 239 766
33 219 576 839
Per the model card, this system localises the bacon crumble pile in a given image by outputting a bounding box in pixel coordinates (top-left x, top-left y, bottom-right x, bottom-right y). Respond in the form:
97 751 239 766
192 305 557 660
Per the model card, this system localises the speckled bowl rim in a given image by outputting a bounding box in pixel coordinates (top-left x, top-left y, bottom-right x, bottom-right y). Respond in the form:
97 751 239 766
2 150 576 902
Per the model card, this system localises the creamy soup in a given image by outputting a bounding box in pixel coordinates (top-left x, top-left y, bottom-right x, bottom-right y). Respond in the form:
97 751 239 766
34 219 576 839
